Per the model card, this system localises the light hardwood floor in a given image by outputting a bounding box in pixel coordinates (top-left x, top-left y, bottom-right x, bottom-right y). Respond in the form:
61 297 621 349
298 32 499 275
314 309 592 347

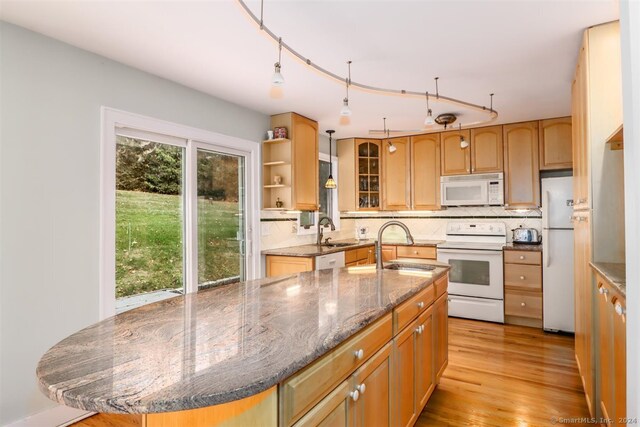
418 317 590 427
73 318 588 427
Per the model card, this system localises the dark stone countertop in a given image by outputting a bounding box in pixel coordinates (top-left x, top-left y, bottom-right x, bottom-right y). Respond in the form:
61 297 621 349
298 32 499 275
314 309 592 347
261 238 442 257
503 243 543 252
590 261 626 297
37 265 449 414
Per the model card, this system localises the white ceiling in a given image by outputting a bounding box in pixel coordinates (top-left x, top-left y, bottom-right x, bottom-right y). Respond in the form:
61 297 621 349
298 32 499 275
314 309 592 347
0 0 619 138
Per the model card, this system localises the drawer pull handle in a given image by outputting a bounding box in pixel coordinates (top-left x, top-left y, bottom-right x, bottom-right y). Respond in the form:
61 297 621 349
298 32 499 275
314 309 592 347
350 389 360 402
520 275 525 280
415 325 424 334
615 303 625 316
521 302 526 307
598 287 609 296
414 250 419 254
417 301 425 309
356 383 366 394
519 255 525 260
354 349 364 360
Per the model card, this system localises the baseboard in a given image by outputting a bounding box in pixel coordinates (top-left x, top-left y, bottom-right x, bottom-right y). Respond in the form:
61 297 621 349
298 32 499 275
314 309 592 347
7 405 94 427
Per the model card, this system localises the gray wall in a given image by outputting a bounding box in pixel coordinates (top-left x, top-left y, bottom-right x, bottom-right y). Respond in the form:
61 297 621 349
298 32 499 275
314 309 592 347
0 22 269 425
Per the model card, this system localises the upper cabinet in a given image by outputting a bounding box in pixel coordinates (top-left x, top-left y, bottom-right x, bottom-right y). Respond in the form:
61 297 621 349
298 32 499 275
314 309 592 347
264 113 318 211
470 126 503 174
382 137 411 210
338 138 381 211
411 134 441 210
539 117 573 170
503 121 540 208
441 127 502 176
441 130 470 175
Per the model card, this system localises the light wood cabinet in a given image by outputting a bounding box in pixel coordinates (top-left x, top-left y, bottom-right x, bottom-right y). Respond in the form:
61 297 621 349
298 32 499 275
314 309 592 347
440 130 471 176
293 380 354 427
572 35 590 210
504 250 543 328
352 343 392 427
382 137 411 210
381 246 397 262
394 317 418 427
266 255 314 278
573 212 594 416
594 272 626 427
539 117 573 170
345 246 375 267
503 121 540 208
337 139 381 211
434 291 448 381
264 113 319 211
410 134 441 210
470 125 503 173
395 246 437 260
415 306 435 409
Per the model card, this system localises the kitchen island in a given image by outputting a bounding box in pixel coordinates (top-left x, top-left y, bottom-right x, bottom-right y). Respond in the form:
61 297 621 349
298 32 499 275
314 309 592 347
37 264 449 426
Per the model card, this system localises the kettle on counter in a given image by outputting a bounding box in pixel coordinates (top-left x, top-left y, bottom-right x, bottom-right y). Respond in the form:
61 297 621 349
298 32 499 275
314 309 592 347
511 226 541 243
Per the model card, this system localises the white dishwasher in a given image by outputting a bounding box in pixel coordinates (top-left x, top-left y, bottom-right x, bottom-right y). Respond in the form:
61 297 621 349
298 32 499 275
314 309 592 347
315 252 345 270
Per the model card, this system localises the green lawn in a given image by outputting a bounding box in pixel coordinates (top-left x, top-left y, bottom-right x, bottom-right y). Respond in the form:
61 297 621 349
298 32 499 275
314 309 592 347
116 190 241 298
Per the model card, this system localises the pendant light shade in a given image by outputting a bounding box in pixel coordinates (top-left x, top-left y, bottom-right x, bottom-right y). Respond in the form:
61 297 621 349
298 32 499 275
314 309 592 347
424 92 435 126
271 38 284 86
459 124 469 148
387 141 397 153
325 130 337 189
340 98 352 117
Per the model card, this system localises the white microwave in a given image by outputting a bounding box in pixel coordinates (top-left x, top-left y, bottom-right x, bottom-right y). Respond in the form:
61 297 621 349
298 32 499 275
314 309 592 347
441 173 504 206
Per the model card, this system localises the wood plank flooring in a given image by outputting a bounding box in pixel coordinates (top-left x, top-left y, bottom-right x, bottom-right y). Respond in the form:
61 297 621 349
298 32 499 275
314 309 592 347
418 317 590 427
73 318 589 427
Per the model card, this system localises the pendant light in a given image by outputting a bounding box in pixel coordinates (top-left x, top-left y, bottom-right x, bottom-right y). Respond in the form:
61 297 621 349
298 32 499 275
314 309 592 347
271 37 284 86
325 130 337 189
340 61 352 116
459 123 469 149
424 91 435 126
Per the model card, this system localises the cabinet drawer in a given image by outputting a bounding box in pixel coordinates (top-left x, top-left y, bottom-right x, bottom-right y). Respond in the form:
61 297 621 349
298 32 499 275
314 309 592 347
505 264 541 290
435 274 448 299
394 285 435 334
281 313 392 426
345 249 358 264
504 250 541 265
505 290 542 319
357 246 373 261
396 245 437 260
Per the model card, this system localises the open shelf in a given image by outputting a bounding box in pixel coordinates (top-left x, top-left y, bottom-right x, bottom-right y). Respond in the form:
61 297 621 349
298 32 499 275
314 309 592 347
263 184 289 189
263 161 290 166
606 124 624 150
263 208 288 211
262 138 291 144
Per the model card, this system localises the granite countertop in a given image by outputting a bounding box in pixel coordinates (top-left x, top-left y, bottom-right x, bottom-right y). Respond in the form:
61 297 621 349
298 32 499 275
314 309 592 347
262 238 443 257
37 265 449 414
590 261 626 297
503 243 543 252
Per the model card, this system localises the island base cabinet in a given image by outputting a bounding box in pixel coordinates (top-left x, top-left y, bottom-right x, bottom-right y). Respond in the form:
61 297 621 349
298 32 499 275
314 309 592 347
434 278 449 381
352 343 393 427
143 387 277 427
293 381 355 427
394 318 419 427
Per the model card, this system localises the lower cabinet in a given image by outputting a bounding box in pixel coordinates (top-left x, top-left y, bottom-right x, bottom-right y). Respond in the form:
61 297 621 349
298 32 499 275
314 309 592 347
266 255 314 277
345 245 375 267
283 275 449 427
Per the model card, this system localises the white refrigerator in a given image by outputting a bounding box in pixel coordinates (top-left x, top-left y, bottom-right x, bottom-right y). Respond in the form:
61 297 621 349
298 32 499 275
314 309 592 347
541 176 575 333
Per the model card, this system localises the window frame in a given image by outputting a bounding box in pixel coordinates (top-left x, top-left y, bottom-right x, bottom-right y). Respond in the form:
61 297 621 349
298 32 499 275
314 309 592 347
100 107 260 319
297 152 340 236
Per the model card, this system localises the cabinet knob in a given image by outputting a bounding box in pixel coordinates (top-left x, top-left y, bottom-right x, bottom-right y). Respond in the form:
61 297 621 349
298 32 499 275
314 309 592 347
599 287 609 295
615 303 625 316
521 302 526 307
417 301 425 309
356 383 366 394
354 349 364 360
414 250 419 254
520 275 525 280
519 255 525 260
350 389 360 402
415 325 424 335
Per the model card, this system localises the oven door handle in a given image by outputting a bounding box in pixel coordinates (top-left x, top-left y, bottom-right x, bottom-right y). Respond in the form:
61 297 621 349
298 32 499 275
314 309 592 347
437 248 503 256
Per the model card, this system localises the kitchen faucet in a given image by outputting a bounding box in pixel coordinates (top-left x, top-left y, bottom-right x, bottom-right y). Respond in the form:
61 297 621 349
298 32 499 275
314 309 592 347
376 221 415 269
317 215 336 246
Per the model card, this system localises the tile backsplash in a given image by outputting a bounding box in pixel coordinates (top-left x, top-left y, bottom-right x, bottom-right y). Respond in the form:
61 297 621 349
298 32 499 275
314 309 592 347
260 207 542 251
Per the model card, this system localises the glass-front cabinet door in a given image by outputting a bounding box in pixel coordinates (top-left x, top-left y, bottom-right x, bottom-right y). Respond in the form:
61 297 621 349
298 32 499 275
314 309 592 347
356 140 381 210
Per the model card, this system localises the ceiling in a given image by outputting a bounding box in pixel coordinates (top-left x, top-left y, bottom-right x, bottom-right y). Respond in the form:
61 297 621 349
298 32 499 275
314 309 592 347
0 0 619 138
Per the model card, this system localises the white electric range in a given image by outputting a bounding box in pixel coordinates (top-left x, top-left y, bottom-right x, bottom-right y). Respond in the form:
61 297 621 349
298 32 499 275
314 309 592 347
437 222 506 323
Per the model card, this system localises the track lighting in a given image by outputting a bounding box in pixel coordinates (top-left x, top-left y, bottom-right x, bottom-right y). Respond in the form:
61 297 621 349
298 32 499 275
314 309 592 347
271 37 284 86
383 118 397 153
325 130 337 189
340 61 353 117
459 124 469 149
424 92 435 126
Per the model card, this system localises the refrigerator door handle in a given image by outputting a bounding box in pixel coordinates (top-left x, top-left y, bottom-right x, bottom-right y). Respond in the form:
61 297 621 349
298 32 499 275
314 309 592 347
544 237 550 267
543 190 550 230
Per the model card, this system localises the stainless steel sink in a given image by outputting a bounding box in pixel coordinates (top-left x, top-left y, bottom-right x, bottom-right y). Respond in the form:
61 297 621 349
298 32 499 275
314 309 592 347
321 242 354 248
384 262 436 272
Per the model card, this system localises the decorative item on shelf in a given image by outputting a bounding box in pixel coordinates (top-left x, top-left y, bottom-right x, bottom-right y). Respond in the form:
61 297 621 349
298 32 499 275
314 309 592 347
274 127 287 139
325 130 337 189
273 175 283 185
275 197 284 208
266 130 274 140
239 0 498 128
